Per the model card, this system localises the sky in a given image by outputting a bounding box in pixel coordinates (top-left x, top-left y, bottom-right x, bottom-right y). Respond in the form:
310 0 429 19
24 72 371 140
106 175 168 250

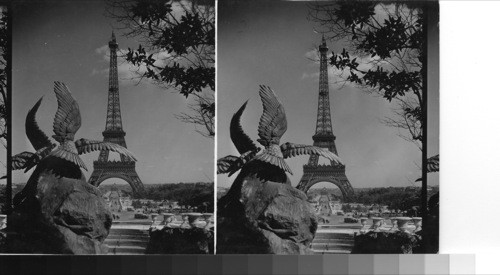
11 1 213 185
217 1 439 190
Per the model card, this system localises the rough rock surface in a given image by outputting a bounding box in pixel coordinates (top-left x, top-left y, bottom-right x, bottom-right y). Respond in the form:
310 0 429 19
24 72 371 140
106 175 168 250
218 172 317 254
6 168 112 254
351 231 422 254
146 227 213 254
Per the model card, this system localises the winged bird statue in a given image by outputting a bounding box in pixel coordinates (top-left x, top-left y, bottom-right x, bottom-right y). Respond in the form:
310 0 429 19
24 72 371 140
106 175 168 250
12 81 137 173
12 97 56 172
217 101 261 176
252 85 342 174
218 85 342 178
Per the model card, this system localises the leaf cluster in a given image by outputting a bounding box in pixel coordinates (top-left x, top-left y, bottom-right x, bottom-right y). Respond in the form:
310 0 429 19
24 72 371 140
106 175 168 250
114 0 215 96
327 2 424 102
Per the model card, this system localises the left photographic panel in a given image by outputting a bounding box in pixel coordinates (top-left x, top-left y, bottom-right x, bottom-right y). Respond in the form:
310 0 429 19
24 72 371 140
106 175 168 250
3 0 214 254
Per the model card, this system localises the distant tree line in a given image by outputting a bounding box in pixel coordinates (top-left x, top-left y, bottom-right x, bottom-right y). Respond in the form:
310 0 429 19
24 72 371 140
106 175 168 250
134 182 214 212
346 187 438 212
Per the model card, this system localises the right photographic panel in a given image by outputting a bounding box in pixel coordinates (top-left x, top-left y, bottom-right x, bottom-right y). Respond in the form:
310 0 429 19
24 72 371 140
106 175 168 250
216 1 439 254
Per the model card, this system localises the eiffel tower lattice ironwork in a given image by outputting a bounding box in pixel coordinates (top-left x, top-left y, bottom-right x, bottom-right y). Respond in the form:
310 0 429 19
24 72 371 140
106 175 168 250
296 36 354 200
88 32 145 195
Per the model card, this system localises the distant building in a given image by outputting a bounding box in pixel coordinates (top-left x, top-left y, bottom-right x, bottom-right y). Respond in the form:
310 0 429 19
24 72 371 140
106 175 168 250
121 196 132 209
108 190 123 212
331 202 342 212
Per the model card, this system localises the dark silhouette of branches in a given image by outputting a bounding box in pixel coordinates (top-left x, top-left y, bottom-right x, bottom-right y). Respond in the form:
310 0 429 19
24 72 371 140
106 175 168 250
106 0 215 138
174 92 214 138
0 8 7 146
382 96 422 149
308 1 424 149
0 7 8 214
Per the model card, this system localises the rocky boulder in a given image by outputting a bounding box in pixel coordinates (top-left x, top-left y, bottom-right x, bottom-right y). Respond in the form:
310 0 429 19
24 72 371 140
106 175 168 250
6 169 112 254
218 173 317 254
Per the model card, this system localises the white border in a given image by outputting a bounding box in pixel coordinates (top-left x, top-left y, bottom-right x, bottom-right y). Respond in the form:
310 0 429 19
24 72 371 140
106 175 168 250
441 2 500 274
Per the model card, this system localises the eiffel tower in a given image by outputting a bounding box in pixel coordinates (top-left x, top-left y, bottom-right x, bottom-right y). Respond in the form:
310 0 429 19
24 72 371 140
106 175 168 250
88 32 145 195
296 36 354 200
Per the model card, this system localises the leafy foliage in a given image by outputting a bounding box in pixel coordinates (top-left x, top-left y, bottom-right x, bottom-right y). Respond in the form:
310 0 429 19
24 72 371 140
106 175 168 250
107 0 215 138
0 8 7 148
0 8 8 211
309 2 425 148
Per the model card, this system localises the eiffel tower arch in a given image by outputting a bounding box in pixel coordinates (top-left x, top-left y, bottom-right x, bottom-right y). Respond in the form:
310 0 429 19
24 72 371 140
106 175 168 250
297 164 354 199
296 36 354 201
88 32 145 195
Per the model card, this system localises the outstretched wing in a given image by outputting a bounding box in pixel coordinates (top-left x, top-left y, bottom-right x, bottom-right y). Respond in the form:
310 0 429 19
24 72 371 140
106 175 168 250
50 146 88 170
427 154 439 173
257 86 287 146
75 138 137 162
415 154 439 182
26 97 52 150
230 101 258 154
52 81 81 142
217 155 239 174
280 142 343 165
25 146 55 172
12 152 34 170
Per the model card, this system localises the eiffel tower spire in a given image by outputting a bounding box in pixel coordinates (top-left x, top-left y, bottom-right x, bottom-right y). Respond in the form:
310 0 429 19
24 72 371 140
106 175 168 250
309 37 338 165
297 37 354 200
105 30 123 132
89 32 145 195
315 35 334 137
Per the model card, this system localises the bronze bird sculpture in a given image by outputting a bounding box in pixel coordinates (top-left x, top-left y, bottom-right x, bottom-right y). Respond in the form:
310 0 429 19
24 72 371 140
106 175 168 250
217 101 261 176
252 85 342 174
12 81 137 172
12 97 56 172
218 85 342 178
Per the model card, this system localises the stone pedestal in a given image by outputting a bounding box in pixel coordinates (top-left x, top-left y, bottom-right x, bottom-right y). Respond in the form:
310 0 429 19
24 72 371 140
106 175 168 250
0 214 6 230
412 217 422 233
162 213 175 227
180 214 191 229
360 218 369 234
390 218 398 231
187 213 203 228
202 213 214 229
396 217 412 233
371 217 384 232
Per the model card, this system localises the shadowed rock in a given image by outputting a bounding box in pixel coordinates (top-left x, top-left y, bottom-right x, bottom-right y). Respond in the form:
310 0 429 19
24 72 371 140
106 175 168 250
218 163 317 254
7 163 112 254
